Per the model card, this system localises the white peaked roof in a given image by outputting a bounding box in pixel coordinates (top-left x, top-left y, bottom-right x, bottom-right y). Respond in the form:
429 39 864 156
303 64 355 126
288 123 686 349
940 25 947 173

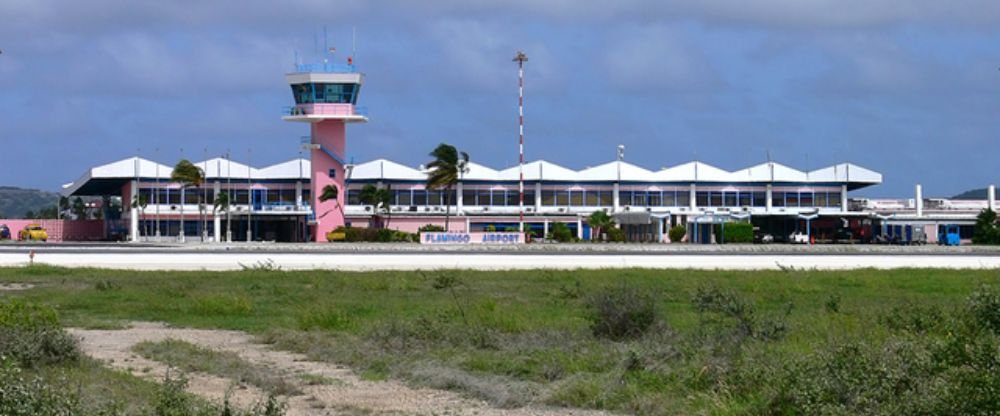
89 157 172 179
256 159 309 180
62 156 883 197
463 162 501 181
195 158 259 180
349 159 425 181
498 160 579 181
807 163 882 184
655 161 733 182
577 161 656 182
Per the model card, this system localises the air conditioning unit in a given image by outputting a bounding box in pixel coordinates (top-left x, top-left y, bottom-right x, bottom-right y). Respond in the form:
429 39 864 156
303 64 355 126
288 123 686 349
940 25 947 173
483 207 490 211
558 207 566 213
526 207 534 213
424 207 431 212
364 206 372 212
742 206 750 212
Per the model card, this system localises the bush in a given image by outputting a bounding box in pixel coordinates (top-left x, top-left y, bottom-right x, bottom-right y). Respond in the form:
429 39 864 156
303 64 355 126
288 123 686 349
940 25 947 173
549 222 573 243
0 361 80 416
606 227 625 242
0 300 79 367
418 224 445 232
713 222 753 244
585 286 658 341
486 224 497 232
668 225 686 243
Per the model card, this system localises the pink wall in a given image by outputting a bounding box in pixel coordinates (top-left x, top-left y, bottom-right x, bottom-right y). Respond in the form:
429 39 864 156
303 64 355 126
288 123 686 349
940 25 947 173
311 120 347 241
0 219 105 242
346 216 460 233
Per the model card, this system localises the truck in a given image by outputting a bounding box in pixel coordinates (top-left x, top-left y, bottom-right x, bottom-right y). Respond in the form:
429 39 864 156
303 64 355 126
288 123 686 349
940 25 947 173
938 224 961 246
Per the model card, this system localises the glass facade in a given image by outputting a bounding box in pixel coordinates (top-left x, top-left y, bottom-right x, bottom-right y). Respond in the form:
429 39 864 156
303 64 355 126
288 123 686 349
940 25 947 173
290 83 360 105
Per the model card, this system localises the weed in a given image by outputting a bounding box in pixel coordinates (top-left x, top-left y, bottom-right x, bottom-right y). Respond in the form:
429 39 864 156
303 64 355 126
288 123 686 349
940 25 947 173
585 285 659 341
134 339 300 396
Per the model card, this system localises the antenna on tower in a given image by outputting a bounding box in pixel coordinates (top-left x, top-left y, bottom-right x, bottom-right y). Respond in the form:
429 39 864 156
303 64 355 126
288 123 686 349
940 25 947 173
352 27 357 61
323 25 329 64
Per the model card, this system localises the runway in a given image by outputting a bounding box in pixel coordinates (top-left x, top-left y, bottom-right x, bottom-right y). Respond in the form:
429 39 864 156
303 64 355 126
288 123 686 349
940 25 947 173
1 251 997 271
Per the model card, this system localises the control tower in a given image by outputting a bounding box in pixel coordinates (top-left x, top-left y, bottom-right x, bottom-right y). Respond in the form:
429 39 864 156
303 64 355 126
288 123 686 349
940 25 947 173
283 58 367 242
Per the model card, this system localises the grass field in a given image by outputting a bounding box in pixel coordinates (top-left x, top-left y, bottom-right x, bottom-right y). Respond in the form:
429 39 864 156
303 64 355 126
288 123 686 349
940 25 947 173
2 265 1000 414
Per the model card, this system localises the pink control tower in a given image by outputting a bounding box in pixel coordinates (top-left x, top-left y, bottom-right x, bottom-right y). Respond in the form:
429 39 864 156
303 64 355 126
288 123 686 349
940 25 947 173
283 59 367 241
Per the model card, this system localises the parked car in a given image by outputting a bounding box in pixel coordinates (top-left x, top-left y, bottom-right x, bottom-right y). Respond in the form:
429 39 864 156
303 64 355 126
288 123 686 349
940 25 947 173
18 224 48 242
788 231 810 244
0 224 10 240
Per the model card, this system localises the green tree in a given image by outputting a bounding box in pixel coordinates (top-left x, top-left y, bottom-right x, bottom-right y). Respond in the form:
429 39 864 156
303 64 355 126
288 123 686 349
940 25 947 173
213 191 230 242
587 210 615 241
170 159 205 241
71 197 87 220
973 208 1000 245
58 196 69 219
132 194 148 237
426 143 469 231
359 184 393 229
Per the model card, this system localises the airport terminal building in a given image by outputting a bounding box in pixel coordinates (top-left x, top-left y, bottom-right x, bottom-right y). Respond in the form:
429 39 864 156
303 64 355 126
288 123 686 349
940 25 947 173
59 154 897 243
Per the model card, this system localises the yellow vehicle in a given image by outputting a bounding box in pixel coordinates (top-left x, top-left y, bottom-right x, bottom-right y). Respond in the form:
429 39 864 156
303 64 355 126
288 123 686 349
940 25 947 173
18 224 48 242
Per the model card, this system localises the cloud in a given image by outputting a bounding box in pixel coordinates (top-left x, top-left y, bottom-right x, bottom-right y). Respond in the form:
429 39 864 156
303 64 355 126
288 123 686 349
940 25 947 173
602 25 723 93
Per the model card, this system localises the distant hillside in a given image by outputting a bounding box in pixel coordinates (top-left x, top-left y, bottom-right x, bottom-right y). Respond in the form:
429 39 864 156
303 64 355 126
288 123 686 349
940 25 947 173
952 188 990 199
0 186 60 218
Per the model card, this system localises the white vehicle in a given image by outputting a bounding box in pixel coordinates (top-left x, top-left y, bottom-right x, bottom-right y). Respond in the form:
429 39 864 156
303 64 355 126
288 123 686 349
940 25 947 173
788 231 810 244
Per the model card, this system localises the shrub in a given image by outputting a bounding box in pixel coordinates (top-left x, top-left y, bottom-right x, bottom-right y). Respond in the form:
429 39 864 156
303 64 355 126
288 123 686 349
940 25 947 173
418 224 445 232
0 300 79 367
668 225 686 243
486 224 497 232
606 227 625 242
713 222 753 244
549 222 573 243
585 286 658 341
502 226 519 232
966 284 1000 333
375 228 395 242
0 361 79 415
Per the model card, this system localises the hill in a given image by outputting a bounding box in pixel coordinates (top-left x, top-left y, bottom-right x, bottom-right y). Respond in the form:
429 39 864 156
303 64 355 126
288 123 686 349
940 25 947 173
952 188 990 199
0 186 60 218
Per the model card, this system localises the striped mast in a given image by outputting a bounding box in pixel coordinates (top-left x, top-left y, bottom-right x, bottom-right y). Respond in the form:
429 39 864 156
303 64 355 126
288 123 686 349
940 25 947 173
513 51 528 233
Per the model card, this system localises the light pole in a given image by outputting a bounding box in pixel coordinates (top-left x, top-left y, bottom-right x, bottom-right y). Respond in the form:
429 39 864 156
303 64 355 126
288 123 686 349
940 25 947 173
513 50 528 233
246 148 252 243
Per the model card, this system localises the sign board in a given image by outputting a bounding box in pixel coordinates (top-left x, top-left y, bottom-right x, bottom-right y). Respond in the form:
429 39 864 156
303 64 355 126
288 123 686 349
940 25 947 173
420 232 524 245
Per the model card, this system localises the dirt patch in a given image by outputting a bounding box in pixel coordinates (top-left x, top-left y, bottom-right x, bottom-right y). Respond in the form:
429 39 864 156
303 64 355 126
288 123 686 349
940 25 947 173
70 322 611 416
0 282 34 291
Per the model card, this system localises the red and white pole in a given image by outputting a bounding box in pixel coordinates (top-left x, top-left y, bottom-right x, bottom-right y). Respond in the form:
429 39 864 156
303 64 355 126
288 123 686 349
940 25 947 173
513 51 528 233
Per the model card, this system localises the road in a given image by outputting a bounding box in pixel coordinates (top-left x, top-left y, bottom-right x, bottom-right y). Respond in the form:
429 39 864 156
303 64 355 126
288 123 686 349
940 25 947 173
1 249 998 271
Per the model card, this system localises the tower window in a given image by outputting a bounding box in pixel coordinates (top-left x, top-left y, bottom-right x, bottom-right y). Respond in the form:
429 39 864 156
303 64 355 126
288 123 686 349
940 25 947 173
328 169 336 178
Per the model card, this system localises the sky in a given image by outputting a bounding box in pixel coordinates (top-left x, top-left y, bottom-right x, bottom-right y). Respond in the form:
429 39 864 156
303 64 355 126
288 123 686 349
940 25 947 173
0 0 998 197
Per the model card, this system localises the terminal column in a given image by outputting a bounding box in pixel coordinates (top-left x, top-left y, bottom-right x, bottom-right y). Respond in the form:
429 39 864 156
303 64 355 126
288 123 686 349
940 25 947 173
213 181 221 242
129 180 139 242
841 185 848 212
766 184 773 212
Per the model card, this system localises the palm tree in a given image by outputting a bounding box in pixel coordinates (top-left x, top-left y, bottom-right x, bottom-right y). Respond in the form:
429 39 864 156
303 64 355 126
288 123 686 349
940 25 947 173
316 184 341 221
359 184 393 229
426 143 469 231
587 210 614 242
213 191 230 242
132 194 148 238
58 196 69 220
171 159 204 242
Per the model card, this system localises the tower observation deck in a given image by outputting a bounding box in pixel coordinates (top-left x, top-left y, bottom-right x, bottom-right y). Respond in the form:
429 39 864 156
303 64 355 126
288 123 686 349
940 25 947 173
283 60 368 241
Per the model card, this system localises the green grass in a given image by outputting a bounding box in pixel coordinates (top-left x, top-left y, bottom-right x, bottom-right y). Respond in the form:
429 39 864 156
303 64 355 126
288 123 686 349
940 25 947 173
133 339 301 396
3 265 1000 414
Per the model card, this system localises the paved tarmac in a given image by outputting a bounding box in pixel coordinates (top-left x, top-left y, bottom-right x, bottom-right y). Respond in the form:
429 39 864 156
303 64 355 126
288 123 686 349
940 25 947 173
0 243 998 271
